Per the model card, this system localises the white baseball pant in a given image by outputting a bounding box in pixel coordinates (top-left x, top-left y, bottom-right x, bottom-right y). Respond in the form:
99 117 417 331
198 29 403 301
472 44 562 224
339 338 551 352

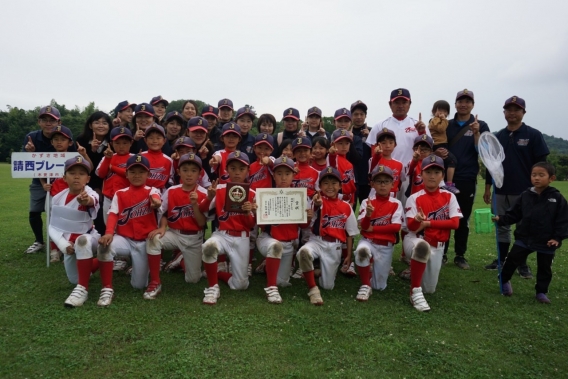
403 236 444 293
256 232 296 287
61 231 100 285
202 231 250 290
296 236 342 290
354 239 394 290
98 236 149 289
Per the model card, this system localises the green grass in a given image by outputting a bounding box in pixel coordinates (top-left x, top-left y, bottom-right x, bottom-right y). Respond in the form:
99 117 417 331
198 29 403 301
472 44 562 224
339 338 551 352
1 162 568 378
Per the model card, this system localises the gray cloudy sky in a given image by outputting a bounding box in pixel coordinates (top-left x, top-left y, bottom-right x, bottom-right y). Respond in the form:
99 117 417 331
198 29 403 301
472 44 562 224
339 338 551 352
2 0 568 138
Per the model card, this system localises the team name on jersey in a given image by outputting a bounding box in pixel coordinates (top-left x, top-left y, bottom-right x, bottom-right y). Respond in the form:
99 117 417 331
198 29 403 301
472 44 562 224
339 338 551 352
322 214 347 229
292 178 315 188
341 169 355 184
220 172 230 181
427 204 449 220
219 210 246 221
149 167 168 182
404 127 417 133
107 162 126 179
413 173 423 186
249 169 268 183
369 214 392 226
167 204 195 223
118 199 152 225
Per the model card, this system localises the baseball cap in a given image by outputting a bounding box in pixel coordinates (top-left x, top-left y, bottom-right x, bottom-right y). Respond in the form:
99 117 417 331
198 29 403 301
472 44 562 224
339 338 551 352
307 106 322 117
126 154 150 171
456 89 475 102
187 117 209 132
272 156 295 171
178 153 202 170
64 155 92 173
110 126 133 141
144 123 166 138
254 133 274 148
39 105 61 120
503 96 526 110
350 100 368 113
390 88 411 102
376 127 396 142
292 136 312 151
282 108 300 120
221 122 241 137
413 134 433 149
114 101 136 115
226 151 250 166
201 104 219 118
235 106 256 120
218 98 234 110
421 154 445 171
331 129 353 143
150 95 169 107
334 108 352 121
319 166 342 183
173 136 196 150
50 125 73 140
134 103 155 117
370 165 394 180
164 111 184 125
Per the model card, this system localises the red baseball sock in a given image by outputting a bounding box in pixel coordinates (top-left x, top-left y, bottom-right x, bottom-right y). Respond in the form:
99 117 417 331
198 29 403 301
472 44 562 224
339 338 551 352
204 262 218 287
218 271 232 284
180 258 186 273
50 241 57 250
410 259 427 291
91 258 100 273
99 261 113 289
357 264 371 286
265 257 280 287
303 269 317 288
147 254 161 285
77 258 93 289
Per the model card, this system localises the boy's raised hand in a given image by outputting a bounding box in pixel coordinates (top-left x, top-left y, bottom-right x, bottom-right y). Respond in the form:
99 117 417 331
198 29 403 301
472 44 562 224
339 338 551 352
209 155 220 167
112 117 121 127
365 202 375 216
374 144 382 155
329 145 337 155
76 141 87 156
25 136 35 152
260 156 271 166
207 179 218 200
171 151 180 161
77 186 90 206
189 188 199 205
313 192 323 208
415 207 427 222
149 194 162 209
103 145 114 158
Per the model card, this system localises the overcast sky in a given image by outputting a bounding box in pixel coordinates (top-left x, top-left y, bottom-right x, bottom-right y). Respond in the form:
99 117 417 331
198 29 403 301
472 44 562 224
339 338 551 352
2 0 567 138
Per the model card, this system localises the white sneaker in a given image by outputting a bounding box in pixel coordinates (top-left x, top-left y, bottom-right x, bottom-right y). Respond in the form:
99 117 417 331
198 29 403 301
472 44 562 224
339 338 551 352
113 260 128 271
264 286 283 304
97 288 114 307
410 287 430 312
291 268 303 279
346 262 357 277
64 285 88 308
25 242 44 254
164 252 183 272
203 284 220 305
308 286 323 306
143 283 162 300
356 285 372 302
218 261 227 273
50 249 61 262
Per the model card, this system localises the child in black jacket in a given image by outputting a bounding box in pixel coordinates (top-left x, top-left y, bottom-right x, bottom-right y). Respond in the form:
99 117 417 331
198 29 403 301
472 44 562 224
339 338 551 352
495 162 568 303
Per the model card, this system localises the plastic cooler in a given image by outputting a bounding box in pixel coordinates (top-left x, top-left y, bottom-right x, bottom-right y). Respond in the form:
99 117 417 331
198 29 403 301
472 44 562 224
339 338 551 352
474 208 493 234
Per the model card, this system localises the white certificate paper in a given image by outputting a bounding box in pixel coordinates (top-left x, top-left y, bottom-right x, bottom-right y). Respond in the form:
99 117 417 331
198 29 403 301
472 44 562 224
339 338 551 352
256 188 307 225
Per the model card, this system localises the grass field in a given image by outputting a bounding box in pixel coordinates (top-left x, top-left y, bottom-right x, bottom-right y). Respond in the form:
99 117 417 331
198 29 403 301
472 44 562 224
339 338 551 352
1 163 568 379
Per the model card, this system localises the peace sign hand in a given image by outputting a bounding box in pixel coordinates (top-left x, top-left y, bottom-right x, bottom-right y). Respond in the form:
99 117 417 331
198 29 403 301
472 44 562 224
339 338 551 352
207 179 218 200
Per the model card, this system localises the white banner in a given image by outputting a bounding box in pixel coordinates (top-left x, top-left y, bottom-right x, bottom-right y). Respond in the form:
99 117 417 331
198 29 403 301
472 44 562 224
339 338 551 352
11 152 79 179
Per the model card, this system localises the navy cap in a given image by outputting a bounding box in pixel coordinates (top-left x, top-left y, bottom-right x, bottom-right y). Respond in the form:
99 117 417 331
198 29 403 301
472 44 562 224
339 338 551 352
114 101 136 115
331 129 353 143
350 100 368 113
164 111 184 125
134 103 155 117
126 154 150 171
421 154 445 171
376 127 396 142
173 136 196 150
110 126 133 141
319 166 342 183
307 106 322 117
226 151 250 166
390 88 411 102
334 108 351 121
456 89 474 102
370 165 394 180
51 125 73 140
273 156 295 171
503 96 526 110
218 98 234 110
221 122 241 137
39 105 61 120
150 95 169 107
292 136 312 151
145 123 166 138
201 105 219 118
235 106 256 120
254 133 274 148
413 134 434 149
187 117 209 132
64 155 91 173
283 107 300 120
178 153 202 170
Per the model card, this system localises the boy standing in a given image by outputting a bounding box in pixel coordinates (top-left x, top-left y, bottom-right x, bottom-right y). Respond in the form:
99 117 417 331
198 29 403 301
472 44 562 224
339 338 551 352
141 123 174 192
368 128 404 197
210 122 242 185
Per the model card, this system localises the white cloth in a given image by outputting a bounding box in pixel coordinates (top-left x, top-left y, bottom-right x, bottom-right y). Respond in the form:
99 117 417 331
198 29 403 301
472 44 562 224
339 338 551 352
296 235 342 290
256 232 297 287
203 231 250 290
403 235 445 294
99 236 149 289
354 238 395 290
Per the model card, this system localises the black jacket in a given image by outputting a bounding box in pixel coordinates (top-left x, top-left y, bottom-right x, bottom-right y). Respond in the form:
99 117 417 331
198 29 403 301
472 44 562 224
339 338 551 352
498 186 568 252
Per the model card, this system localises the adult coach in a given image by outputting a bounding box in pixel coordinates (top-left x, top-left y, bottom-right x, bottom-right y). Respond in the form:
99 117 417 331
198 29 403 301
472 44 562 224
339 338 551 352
484 96 550 279
439 89 489 269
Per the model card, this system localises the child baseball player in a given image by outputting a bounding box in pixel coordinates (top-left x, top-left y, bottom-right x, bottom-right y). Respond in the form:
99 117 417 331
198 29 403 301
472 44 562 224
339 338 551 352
292 136 319 198
210 122 242 185
495 162 568 304
97 154 162 306
368 127 405 198
141 123 174 192
403 155 462 312
296 167 359 305
355 165 403 301
49 156 100 307
201 151 257 305
406 134 435 196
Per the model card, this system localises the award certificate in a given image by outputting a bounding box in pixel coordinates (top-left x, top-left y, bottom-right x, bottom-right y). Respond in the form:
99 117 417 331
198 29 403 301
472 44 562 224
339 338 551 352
256 188 307 225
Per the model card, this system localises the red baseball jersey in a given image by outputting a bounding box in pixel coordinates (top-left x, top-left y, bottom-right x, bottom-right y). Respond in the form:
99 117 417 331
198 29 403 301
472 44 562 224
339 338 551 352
212 149 234 185
292 161 319 198
141 149 174 191
249 157 275 191
96 153 132 199
368 151 405 196
311 196 359 243
407 158 424 195
209 184 256 231
49 177 68 197
108 185 161 240
50 186 99 243
327 153 356 203
161 184 210 232
358 195 403 243
311 160 327 172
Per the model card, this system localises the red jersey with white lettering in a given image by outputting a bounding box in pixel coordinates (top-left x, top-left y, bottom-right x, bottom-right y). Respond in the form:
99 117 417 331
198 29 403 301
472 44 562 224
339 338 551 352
292 161 319 198
368 149 405 196
407 158 424 195
212 149 235 185
49 178 68 197
96 153 132 199
161 184 211 232
311 196 359 243
50 186 99 242
249 157 275 191
141 149 174 191
358 195 403 243
209 184 256 231
405 188 462 243
108 185 161 240
327 153 356 204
